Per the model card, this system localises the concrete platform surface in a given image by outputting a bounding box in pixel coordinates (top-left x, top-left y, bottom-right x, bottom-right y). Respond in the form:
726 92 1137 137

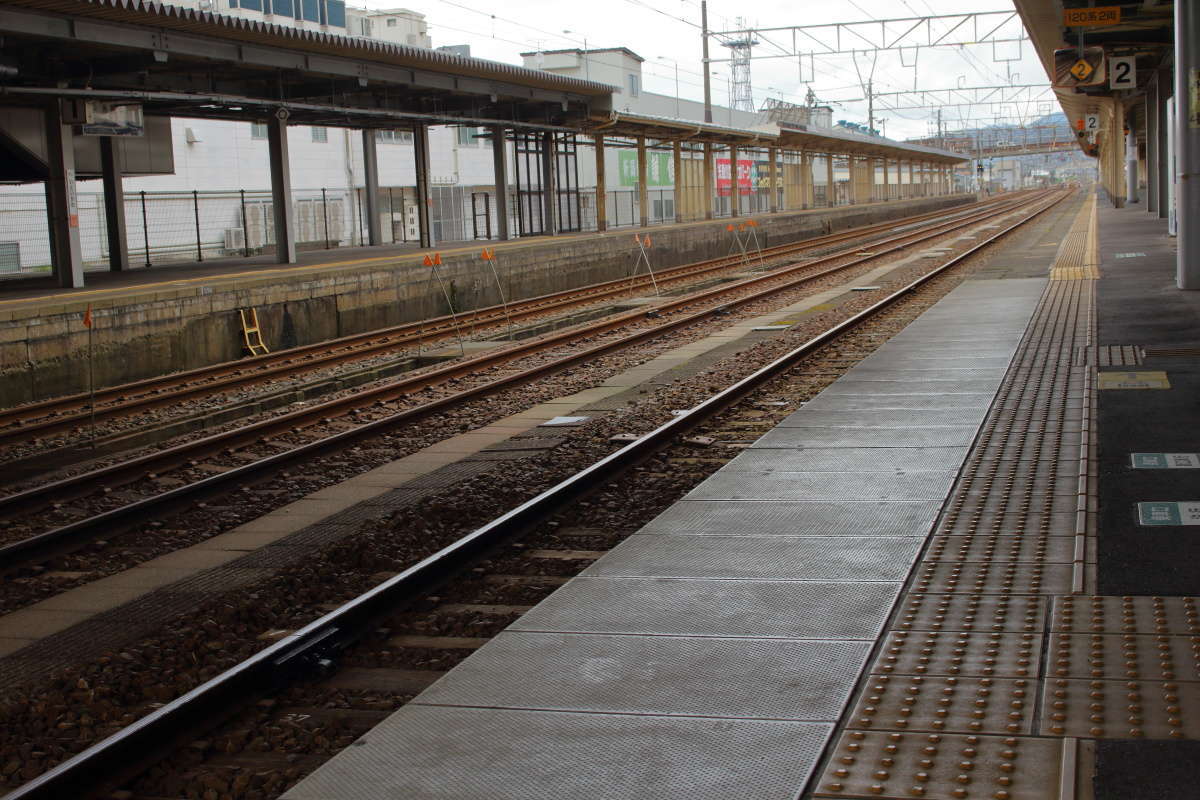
281 273 1047 800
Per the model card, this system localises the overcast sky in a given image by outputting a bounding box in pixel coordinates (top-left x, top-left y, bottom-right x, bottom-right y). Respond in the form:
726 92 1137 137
355 0 1051 140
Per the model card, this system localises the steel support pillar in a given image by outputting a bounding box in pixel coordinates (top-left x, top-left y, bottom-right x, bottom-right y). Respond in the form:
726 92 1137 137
703 142 714 220
491 126 510 241
45 101 84 287
540 132 558 236
413 124 433 248
267 115 296 263
768 146 779 213
594 134 607 232
1148 88 1160 214
99 137 129 272
1158 67 1172 220
673 140 684 223
1126 129 1140 203
361 128 382 246
637 136 649 227
908 161 915 199
826 154 835 206
729 145 740 217
1177 0 1200 288
882 159 890 201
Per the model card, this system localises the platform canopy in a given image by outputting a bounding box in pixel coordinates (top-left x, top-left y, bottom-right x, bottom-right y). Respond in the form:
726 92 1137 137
1013 0 1175 153
582 111 965 162
0 0 615 130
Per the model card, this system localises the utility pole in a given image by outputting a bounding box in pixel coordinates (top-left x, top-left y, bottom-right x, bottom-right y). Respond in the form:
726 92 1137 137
702 0 712 123
937 108 943 148
867 79 874 134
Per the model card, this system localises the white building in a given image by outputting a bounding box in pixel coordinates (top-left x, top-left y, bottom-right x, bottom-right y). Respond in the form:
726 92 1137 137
0 6 821 272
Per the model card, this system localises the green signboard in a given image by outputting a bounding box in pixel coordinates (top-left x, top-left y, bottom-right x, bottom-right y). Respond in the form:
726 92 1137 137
617 151 675 187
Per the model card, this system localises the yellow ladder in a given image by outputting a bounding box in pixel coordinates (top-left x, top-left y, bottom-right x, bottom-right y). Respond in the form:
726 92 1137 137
239 308 269 356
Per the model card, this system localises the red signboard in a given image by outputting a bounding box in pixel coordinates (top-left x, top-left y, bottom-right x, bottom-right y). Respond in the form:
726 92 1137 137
716 157 755 195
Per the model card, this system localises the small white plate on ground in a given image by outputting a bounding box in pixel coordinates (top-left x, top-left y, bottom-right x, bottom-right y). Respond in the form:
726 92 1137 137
752 324 792 331
609 433 639 443
851 286 881 292
541 416 590 426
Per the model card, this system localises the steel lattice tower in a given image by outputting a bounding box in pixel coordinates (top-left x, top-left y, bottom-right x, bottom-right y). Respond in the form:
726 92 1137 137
722 18 758 112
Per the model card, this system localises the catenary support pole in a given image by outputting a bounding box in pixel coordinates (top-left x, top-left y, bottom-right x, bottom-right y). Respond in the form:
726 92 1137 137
1177 0 1200 288
45 100 84 287
490 126 510 241
267 114 296 263
99 137 129 272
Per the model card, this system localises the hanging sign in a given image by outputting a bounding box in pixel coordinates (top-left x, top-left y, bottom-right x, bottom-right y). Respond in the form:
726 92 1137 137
1109 56 1136 90
1063 6 1121 27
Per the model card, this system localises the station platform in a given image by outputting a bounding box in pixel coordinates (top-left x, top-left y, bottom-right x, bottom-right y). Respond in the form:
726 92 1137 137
277 193 1200 800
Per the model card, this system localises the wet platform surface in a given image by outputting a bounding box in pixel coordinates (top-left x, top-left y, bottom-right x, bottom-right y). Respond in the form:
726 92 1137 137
282 193 1200 800
282 280 1047 799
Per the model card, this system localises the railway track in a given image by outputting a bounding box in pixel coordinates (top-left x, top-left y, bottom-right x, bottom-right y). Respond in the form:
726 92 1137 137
0 190 1058 571
0 193 1031 449
1 186 1071 800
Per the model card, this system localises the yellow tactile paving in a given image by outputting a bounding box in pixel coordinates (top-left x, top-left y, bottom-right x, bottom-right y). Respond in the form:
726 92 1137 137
1050 194 1100 281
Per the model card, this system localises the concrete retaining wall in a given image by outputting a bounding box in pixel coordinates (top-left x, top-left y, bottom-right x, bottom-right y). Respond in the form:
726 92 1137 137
0 195 973 406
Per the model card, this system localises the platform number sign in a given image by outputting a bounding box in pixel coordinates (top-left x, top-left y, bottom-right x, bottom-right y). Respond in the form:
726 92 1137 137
1109 56 1136 90
1084 114 1100 135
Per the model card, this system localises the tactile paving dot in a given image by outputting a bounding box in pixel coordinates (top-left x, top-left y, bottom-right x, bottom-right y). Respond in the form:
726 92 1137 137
912 562 1072 595
1051 595 1200 635
1040 678 1200 739
847 674 1034 735
814 731 1063 799
926 535 1075 564
872 631 1042 678
962 490 1078 518
1048 633 1200 681
897 594 1048 634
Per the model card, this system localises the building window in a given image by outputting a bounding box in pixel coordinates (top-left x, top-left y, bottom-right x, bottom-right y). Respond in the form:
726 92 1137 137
377 129 414 144
240 0 262 10
326 0 346 27
456 126 480 147
251 122 268 140
311 126 328 143
229 0 238 7
301 0 319 23
386 17 397 26
628 74 640 98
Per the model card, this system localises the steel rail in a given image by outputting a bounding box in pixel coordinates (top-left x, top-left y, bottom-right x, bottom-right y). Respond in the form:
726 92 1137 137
0 187 1071 800
0 191 1059 569
0 190 1044 522
0 195 1024 442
